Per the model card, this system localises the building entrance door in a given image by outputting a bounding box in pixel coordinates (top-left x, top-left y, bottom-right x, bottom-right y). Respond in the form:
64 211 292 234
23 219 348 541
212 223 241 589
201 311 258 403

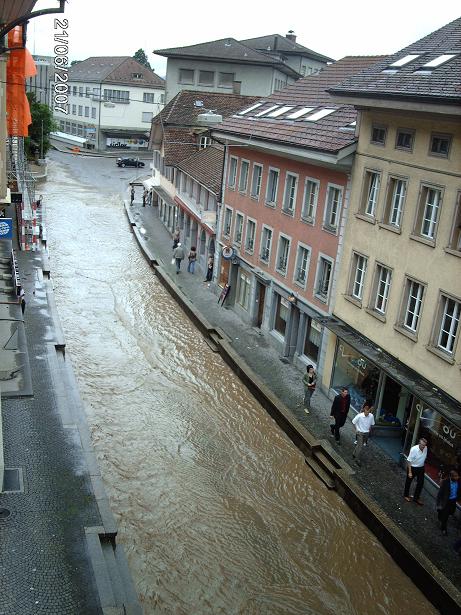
256 283 265 328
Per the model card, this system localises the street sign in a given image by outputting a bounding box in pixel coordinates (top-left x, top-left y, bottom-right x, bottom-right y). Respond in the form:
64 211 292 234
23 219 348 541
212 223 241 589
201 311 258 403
0 218 13 239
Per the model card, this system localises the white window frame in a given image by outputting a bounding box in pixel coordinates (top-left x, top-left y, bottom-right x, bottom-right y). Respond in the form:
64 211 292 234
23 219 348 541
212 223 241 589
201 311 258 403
323 184 343 232
415 184 442 240
228 156 238 189
236 269 252 310
448 191 461 253
383 176 407 228
293 242 311 288
250 163 263 200
260 225 273 263
265 167 279 206
238 159 250 193
348 252 368 301
314 254 334 303
245 218 257 254
179 68 195 85
275 233 291 276
234 212 244 245
223 206 233 238
282 172 298 215
301 177 319 223
361 170 381 217
399 277 425 335
371 263 392 315
433 293 461 356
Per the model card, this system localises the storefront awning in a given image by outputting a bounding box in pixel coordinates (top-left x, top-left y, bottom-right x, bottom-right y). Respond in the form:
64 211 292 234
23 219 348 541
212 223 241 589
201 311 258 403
325 316 461 428
142 177 157 190
152 185 176 208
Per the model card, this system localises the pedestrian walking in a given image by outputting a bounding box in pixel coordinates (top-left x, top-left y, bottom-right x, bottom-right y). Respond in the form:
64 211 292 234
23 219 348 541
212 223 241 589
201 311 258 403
436 469 460 535
404 437 428 505
142 189 147 207
187 246 197 273
351 402 375 466
173 243 185 274
130 185 135 205
172 228 180 250
302 365 316 414
21 297 26 314
329 387 350 444
204 255 214 282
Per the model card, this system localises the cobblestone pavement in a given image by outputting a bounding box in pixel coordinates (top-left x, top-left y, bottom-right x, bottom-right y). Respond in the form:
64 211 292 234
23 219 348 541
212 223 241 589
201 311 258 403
0 251 103 615
131 199 461 592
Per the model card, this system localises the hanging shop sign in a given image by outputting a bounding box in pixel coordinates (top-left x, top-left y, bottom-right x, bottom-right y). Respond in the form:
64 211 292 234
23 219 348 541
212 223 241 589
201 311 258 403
0 219 13 240
222 245 236 260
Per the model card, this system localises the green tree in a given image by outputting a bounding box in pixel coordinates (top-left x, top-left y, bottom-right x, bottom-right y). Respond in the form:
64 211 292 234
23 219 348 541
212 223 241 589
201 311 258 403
133 48 151 70
25 92 58 159
70 60 81 66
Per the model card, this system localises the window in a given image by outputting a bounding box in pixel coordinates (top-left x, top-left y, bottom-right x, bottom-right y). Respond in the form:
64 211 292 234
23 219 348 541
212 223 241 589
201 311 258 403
383 177 407 228
303 318 321 362
218 72 234 87
433 294 461 356
72 85 77 96
160 94 165 104
132 72 143 79
294 245 310 286
371 125 387 145
228 157 237 188
396 129 414 151
282 173 298 214
315 257 332 302
78 105 83 116
72 104 76 115
449 192 461 253
143 92 155 103
250 164 263 199
276 235 290 275
142 112 153 123
199 136 211 149
348 252 368 301
324 185 342 231
301 179 319 222
370 264 392 314
399 278 425 334
274 294 290 337
104 89 129 102
238 160 249 192
429 133 451 158
237 270 251 310
360 170 380 217
265 169 279 205
414 185 442 240
84 106 90 117
179 69 194 84
245 219 256 253
260 227 273 262
198 70 214 86
79 86 83 97
85 86 90 98
223 208 233 237
234 213 244 245
91 107 96 119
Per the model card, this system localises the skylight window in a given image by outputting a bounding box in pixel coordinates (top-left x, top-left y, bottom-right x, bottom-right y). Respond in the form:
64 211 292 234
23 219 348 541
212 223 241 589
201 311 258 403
422 54 456 68
287 107 314 119
304 108 335 122
255 105 279 117
267 106 294 118
239 102 263 115
390 54 420 67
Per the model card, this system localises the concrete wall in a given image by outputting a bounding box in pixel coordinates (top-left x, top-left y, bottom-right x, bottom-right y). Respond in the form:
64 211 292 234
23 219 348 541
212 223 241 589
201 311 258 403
331 110 461 401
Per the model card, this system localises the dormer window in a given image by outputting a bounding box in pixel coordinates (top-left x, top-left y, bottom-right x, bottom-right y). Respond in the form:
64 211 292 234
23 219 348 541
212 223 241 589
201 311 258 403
422 54 456 68
389 54 420 67
132 72 143 79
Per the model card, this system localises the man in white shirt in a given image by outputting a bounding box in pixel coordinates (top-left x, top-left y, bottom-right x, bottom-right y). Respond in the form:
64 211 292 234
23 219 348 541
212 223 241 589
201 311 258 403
404 437 428 505
352 402 375 467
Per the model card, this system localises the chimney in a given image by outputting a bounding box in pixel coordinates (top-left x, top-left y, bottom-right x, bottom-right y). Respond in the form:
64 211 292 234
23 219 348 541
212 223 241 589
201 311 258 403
286 30 296 43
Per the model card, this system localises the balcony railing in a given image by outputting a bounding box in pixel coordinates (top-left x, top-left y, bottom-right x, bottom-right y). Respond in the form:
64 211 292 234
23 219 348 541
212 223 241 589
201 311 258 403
261 247 270 262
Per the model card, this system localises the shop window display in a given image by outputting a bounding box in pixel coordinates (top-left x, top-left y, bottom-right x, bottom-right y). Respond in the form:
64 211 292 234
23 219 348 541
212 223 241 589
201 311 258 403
332 341 380 410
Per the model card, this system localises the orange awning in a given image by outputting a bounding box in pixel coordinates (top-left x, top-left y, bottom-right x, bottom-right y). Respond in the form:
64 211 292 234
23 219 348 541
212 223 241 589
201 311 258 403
6 26 37 137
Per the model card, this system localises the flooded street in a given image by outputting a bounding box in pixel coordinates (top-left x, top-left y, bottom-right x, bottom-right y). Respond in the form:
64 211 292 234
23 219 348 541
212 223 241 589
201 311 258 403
43 151 436 615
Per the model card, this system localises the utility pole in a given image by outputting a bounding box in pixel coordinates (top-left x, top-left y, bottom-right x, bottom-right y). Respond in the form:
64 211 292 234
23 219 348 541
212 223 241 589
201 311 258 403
40 118 44 159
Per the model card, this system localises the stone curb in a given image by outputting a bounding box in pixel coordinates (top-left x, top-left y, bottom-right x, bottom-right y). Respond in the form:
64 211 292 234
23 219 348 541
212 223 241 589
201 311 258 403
127 204 461 614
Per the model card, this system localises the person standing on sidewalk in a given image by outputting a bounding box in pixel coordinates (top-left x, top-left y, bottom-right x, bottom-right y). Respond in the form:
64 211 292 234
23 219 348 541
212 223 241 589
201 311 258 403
130 185 135 205
436 469 459 535
351 402 375 466
204 255 214 282
172 228 180 250
404 437 428 505
173 243 185 274
302 365 316 414
187 246 197 273
329 387 350 444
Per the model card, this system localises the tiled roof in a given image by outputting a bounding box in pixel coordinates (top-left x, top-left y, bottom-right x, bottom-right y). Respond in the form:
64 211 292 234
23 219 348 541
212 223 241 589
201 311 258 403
68 57 165 87
329 18 461 103
214 56 384 154
176 145 224 194
240 34 334 63
162 127 198 166
155 90 260 126
154 38 300 78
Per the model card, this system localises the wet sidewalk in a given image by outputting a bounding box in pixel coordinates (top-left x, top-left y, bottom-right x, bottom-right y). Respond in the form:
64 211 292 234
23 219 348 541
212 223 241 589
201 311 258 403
128 198 461 593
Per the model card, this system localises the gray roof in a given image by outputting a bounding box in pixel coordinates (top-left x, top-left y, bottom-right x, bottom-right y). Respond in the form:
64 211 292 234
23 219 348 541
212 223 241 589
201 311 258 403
328 17 461 104
154 38 300 79
68 56 165 87
240 34 334 63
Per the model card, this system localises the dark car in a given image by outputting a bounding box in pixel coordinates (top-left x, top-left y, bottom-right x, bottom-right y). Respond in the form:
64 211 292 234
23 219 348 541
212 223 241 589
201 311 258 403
116 157 145 168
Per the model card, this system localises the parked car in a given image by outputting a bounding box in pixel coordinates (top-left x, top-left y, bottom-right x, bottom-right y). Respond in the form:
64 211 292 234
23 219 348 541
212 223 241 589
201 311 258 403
116 157 145 168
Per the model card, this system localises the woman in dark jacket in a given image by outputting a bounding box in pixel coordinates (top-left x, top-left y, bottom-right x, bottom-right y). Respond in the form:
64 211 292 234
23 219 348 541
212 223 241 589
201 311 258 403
436 469 459 535
329 387 351 444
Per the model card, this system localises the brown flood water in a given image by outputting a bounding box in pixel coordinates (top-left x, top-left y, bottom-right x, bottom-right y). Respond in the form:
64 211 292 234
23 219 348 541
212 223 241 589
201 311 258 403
44 154 438 614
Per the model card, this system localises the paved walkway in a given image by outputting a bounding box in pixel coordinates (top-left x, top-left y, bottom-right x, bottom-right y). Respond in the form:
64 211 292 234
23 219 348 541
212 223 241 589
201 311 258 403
129 198 461 592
